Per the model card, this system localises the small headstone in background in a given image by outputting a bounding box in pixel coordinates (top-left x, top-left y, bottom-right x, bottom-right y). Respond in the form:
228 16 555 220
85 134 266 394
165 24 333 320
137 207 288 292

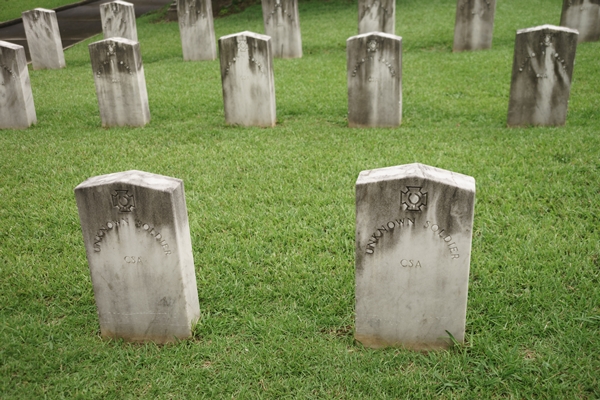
453 0 497 52
347 32 402 128
0 41 36 129
355 163 476 350
177 0 217 61
89 37 150 127
261 0 302 58
75 170 200 344
358 0 395 35
218 31 276 127
507 25 578 127
560 0 600 43
100 0 138 42
21 8 66 70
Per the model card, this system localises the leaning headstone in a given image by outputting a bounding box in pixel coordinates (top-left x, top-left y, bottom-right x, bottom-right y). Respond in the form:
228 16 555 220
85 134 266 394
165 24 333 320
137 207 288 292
100 0 138 42
560 0 600 43
75 170 200 343
358 0 395 35
0 41 36 129
355 163 476 350
89 37 150 127
21 8 65 70
347 32 402 128
507 25 578 127
261 0 302 58
453 0 497 52
218 31 276 127
177 0 217 61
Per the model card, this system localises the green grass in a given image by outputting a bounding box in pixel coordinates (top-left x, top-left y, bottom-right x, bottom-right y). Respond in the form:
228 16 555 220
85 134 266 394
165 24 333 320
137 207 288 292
1 0 599 398
0 0 82 21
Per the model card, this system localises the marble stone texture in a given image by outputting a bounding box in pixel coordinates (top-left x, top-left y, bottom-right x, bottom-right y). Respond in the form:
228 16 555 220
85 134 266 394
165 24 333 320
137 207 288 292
453 0 497 52
347 32 402 128
21 8 66 70
101 1 138 42
560 0 600 43
218 31 276 127
261 0 302 58
358 0 395 35
507 25 578 127
355 163 476 350
0 41 36 129
74 170 200 344
89 37 150 127
177 0 216 61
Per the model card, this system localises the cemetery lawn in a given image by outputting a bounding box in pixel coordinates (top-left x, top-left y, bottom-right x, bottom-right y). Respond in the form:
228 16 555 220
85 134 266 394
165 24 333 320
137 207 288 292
1 0 599 397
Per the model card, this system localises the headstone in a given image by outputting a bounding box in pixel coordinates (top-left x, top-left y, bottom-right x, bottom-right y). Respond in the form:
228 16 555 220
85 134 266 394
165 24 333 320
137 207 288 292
355 163 476 350
177 0 217 61
347 32 402 128
0 41 36 129
21 8 65 70
218 31 276 127
261 0 302 58
89 37 150 127
100 0 138 42
560 0 600 43
74 170 200 343
507 25 578 127
453 0 497 52
358 0 395 35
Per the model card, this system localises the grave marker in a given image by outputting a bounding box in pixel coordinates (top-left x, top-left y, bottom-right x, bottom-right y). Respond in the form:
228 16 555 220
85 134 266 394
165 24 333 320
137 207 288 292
358 0 395 35
453 0 497 52
21 8 65 70
560 0 600 43
177 0 216 61
261 0 302 58
0 41 36 129
101 0 138 42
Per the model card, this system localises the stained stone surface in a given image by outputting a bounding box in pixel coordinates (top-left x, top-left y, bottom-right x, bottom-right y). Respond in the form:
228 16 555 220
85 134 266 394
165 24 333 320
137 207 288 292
89 37 150 127
21 8 65 70
355 163 476 350
101 1 138 42
177 0 216 61
507 25 578 127
218 31 276 127
453 0 496 52
261 0 302 58
75 170 200 344
358 0 395 35
0 41 36 129
347 32 402 128
560 0 600 43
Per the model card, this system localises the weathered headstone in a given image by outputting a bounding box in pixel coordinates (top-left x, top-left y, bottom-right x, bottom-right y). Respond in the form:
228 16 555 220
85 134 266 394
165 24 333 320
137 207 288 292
347 32 402 128
560 0 600 43
261 0 302 58
21 8 65 70
507 25 578 127
218 31 276 127
89 37 150 127
358 0 395 35
177 0 217 61
75 170 200 343
355 163 476 350
0 41 36 129
453 0 497 52
100 0 138 42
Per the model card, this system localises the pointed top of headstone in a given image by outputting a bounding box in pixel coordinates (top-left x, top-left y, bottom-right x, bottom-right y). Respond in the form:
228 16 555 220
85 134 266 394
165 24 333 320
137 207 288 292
76 170 182 192
517 24 579 35
0 40 23 50
357 163 475 191
220 30 271 42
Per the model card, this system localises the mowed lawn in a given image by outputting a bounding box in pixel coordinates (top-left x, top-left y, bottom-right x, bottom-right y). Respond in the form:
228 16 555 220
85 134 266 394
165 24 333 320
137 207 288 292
1 0 599 398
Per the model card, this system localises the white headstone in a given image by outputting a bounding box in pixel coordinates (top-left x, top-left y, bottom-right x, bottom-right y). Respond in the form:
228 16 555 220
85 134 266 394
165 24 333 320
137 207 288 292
218 31 276 127
358 0 395 35
453 0 497 52
347 32 402 128
507 25 578 127
560 0 600 43
355 163 476 350
75 170 200 344
89 37 150 127
21 8 66 70
177 0 216 61
100 0 138 42
261 0 302 58
0 41 36 129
